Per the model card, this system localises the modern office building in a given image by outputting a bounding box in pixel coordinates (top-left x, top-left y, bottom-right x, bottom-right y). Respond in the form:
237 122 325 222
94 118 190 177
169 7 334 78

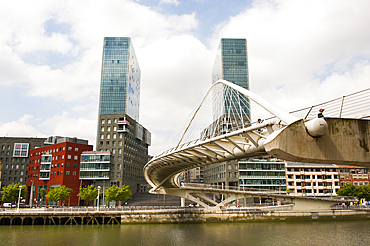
26 136 93 206
96 37 151 194
202 38 251 186
0 137 47 188
203 160 239 187
239 158 286 191
212 38 250 122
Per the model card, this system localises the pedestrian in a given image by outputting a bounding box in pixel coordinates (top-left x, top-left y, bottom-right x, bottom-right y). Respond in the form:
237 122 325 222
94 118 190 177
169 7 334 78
131 206 134 212
318 109 325 118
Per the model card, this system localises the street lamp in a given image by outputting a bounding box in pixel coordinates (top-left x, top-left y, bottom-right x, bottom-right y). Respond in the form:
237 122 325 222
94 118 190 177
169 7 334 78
29 180 34 208
97 186 101 212
17 185 22 212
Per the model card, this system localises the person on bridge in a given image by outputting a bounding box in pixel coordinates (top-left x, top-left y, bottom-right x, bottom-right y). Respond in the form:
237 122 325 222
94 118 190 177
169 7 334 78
318 109 325 118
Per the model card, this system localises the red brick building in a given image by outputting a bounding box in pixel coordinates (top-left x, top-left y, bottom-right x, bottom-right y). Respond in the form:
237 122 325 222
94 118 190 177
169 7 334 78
26 137 93 206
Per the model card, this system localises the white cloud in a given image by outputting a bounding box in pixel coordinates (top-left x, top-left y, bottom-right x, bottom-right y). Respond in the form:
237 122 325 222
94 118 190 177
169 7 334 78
214 0 370 111
0 115 46 137
160 0 180 6
2 0 370 156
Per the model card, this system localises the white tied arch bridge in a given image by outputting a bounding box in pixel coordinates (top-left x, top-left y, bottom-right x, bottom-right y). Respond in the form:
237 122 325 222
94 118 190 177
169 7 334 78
144 80 370 211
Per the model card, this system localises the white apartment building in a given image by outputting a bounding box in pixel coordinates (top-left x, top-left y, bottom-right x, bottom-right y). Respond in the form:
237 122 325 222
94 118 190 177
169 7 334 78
285 162 340 196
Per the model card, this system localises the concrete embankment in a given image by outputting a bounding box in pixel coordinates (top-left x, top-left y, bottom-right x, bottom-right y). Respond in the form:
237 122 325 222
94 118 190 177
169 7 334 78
1 209 370 225
121 210 370 223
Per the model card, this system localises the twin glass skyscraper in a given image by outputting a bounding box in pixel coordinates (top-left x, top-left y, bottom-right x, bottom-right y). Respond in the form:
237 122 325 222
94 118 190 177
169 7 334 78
96 37 150 194
212 38 249 90
99 37 141 121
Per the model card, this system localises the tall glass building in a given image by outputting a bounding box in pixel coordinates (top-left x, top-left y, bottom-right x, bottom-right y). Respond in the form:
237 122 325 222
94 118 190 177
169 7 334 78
99 37 140 121
212 38 250 122
96 37 151 196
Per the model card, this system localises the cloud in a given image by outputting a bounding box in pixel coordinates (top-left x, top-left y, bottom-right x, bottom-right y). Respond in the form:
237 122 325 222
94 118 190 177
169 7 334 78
0 115 46 137
160 0 180 6
212 0 370 112
2 0 370 156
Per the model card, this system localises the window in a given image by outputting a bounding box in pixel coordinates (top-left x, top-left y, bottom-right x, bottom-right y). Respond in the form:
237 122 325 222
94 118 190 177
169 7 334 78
75 148 79 152
108 119 111 124
68 155 71 159
118 149 122 154
117 172 121 178
106 141 110 147
113 133 117 139
107 126 111 132
101 134 104 140
107 134 110 140
112 141 116 147
68 147 72 151
111 172 114 178
74 155 78 160
101 126 104 132
101 119 105 124
112 149 115 154
118 164 121 170
67 163 71 167
66 171 70 175
73 171 77 176
74 164 78 168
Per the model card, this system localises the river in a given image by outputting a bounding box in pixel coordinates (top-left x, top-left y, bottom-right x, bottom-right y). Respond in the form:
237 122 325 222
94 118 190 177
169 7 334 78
1 220 370 245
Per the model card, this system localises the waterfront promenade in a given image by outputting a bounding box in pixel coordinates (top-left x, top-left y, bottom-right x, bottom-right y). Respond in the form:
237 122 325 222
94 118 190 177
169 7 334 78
1 205 370 226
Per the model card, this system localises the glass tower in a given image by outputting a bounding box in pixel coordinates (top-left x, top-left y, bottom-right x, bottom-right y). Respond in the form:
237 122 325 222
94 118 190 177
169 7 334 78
96 37 151 196
99 37 141 121
212 38 249 90
212 38 250 131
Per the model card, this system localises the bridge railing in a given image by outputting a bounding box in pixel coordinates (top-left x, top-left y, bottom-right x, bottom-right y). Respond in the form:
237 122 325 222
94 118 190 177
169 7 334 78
181 182 287 194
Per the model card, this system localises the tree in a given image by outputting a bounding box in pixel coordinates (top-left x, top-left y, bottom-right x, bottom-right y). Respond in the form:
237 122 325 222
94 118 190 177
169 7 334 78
45 185 73 206
355 185 370 201
1 183 27 206
39 188 47 206
78 185 98 206
337 183 356 197
105 185 132 207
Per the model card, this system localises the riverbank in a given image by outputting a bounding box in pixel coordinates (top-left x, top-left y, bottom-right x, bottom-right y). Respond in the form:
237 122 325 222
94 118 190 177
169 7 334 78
1 209 370 225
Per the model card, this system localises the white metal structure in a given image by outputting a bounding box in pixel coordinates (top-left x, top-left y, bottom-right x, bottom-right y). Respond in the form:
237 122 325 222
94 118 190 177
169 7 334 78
144 81 370 211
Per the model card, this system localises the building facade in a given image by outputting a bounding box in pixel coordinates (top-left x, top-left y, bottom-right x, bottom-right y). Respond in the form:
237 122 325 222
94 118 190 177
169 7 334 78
1 137 47 188
337 165 369 186
26 137 93 206
285 162 340 196
239 158 286 191
96 37 151 194
203 160 239 187
212 38 250 120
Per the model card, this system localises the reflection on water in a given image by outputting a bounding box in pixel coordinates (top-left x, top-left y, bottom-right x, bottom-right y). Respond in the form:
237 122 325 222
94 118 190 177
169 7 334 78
1 220 370 246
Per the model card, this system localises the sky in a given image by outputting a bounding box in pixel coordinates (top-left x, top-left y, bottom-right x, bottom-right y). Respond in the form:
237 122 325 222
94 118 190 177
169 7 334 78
1 0 370 155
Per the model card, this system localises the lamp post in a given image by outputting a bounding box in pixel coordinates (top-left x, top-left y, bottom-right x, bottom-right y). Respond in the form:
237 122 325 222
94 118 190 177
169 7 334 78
17 185 22 212
29 180 33 208
97 186 101 212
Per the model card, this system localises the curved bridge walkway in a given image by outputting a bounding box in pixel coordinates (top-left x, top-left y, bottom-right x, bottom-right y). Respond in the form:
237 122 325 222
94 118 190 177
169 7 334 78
144 80 370 211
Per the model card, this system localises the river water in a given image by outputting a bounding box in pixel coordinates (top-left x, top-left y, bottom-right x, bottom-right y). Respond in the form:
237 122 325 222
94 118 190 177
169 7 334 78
1 220 370 246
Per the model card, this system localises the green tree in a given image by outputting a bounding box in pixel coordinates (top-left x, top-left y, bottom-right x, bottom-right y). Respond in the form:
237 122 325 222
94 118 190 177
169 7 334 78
355 185 370 201
337 183 356 196
105 185 132 207
45 185 73 206
40 188 47 206
78 185 98 206
1 183 27 206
